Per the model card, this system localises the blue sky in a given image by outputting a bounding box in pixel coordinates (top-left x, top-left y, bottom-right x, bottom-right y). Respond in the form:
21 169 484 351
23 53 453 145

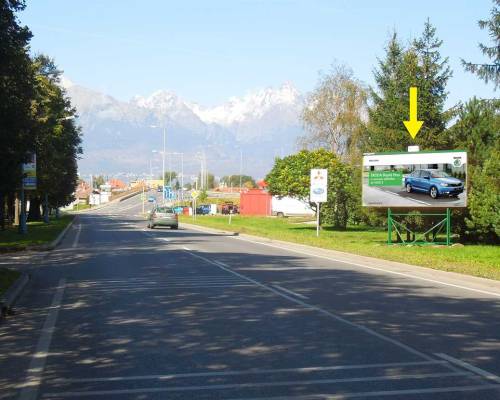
19 0 497 107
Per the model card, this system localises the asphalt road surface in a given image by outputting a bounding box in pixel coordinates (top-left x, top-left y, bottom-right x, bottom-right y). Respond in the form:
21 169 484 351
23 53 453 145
1 193 499 400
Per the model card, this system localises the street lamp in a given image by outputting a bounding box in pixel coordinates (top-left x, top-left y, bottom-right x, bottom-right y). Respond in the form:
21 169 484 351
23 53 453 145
150 125 166 204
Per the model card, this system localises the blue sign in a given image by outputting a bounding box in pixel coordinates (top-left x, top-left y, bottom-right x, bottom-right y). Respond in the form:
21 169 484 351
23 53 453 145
163 186 175 200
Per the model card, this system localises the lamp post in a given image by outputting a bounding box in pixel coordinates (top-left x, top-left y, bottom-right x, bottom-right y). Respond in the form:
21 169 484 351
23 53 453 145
150 125 166 204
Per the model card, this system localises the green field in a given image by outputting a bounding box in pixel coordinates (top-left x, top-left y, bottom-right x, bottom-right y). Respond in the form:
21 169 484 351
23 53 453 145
180 215 500 280
0 268 21 297
0 215 74 251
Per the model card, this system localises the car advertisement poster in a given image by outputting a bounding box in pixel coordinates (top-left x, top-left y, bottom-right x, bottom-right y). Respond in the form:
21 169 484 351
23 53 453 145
310 169 328 203
362 151 467 208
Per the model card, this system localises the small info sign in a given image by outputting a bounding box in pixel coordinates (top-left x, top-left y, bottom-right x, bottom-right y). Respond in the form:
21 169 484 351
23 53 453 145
310 169 328 203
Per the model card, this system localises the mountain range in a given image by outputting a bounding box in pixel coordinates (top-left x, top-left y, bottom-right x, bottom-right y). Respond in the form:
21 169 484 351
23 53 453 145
62 78 306 180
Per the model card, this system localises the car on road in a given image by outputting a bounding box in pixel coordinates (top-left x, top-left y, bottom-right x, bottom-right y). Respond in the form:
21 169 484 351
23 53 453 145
196 204 211 215
404 169 464 199
148 195 156 203
147 206 178 229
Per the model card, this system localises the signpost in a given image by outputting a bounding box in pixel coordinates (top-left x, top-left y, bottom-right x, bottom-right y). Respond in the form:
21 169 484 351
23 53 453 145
19 154 37 234
310 169 328 237
191 190 199 220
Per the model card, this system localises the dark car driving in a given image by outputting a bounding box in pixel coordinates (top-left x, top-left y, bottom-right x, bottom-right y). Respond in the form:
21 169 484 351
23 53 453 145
404 169 464 199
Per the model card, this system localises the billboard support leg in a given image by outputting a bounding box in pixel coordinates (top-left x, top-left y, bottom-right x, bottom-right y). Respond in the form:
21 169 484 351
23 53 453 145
446 208 451 246
387 208 392 244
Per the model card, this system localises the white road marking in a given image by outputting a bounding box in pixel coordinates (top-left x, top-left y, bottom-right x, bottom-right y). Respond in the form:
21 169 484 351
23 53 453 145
71 224 82 248
42 372 468 398
50 360 448 384
185 250 435 362
18 279 66 400
183 246 190 250
273 284 309 299
228 235 500 299
225 385 500 400
435 353 500 384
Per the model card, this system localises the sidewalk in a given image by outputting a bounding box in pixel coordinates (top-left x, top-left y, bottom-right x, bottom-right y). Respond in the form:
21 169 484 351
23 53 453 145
181 222 500 299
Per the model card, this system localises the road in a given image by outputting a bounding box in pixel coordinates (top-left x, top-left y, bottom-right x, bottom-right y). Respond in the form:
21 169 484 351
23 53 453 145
1 193 499 399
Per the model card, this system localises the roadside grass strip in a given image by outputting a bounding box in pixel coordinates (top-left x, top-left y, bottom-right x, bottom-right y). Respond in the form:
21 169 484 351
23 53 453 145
0 215 74 251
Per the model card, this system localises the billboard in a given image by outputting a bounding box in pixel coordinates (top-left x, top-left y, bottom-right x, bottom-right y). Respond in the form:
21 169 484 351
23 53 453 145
310 169 328 203
22 153 37 190
362 150 467 208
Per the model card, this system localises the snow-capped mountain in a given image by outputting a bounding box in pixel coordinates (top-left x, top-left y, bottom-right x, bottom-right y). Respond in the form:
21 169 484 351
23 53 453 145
62 79 305 179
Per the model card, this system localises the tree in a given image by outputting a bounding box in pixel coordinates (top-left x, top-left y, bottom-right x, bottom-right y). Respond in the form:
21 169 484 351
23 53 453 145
93 175 105 188
0 0 35 229
28 55 82 220
300 64 367 161
220 175 255 188
367 22 452 152
462 0 500 89
448 98 500 242
265 149 359 228
161 171 177 185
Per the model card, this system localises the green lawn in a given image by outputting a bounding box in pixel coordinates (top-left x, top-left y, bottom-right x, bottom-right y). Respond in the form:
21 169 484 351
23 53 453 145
0 268 21 297
180 215 500 280
0 215 74 251
72 203 91 211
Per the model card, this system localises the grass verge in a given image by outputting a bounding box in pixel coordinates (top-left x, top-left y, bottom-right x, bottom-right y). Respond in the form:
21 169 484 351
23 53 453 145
0 215 74 252
0 268 21 297
180 215 500 281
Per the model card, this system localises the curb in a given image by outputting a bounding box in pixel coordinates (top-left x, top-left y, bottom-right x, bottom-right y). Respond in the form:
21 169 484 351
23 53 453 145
27 215 77 252
181 222 239 237
0 272 30 318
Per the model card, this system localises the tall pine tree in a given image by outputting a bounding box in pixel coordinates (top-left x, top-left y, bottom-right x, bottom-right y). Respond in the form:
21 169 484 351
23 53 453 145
367 21 452 152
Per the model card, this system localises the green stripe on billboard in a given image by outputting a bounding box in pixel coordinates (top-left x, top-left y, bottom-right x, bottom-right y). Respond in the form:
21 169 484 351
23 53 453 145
368 171 402 186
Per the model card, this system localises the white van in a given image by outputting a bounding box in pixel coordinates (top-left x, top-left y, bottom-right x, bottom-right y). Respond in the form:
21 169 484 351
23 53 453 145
271 196 315 217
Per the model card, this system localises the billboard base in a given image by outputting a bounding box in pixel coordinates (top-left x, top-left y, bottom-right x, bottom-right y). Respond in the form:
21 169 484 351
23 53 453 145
387 208 451 246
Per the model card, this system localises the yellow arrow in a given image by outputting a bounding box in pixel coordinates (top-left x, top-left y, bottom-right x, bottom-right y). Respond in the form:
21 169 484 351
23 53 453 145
403 87 423 139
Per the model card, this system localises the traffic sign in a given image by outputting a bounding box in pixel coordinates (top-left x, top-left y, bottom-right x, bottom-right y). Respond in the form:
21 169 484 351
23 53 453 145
191 190 199 199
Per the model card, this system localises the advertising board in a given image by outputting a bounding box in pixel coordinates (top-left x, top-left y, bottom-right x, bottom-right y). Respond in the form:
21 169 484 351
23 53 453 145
22 153 37 190
310 169 328 203
362 150 467 208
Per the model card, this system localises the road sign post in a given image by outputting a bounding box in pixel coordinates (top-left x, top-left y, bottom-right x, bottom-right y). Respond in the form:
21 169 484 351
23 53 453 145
191 190 199 220
310 169 328 237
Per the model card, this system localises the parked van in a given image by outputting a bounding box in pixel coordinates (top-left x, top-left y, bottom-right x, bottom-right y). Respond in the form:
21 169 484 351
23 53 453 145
271 197 315 217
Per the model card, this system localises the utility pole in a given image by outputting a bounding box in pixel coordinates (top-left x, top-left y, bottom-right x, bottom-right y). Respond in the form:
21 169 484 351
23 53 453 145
239 149 243 191
162 126 166 205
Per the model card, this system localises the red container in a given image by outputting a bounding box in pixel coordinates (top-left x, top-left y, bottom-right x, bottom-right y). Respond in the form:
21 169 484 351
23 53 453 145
182 207 190 215
239 189 271 216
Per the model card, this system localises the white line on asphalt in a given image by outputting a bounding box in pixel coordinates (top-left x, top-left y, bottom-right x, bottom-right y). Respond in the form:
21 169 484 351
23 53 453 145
435 353 500 384
42 372 468 398
225 384 500 400
18 279 66 400
72 224 82 248
273 284 309 299
50 360 448 384
183 246 190 250
228 234 500 299
185 250 435 362
73 284 254 291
